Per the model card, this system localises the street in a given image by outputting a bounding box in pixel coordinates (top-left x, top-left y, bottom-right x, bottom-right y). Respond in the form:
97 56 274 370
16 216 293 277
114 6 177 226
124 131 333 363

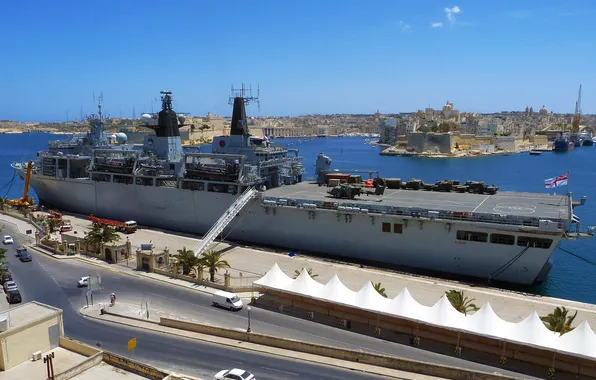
0 224 533 379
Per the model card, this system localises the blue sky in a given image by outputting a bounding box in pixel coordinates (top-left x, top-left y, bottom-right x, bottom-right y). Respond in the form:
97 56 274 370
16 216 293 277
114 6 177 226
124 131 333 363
1 0 595 121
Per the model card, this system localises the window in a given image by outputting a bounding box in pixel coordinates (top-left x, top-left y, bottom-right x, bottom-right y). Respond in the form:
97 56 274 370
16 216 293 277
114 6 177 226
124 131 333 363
490 234 515 245
517 236 553 249
393 223 403 234
382 222 391 232
456 230 488 242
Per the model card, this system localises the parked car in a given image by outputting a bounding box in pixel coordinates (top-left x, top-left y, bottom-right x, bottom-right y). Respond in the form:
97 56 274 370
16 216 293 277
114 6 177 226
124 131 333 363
6 289 21 304
212 291 243 311
59 225 72 233
2 236 13 245
214 369 255 380
3 281 17 293
16 247 32 262
77 276 90 288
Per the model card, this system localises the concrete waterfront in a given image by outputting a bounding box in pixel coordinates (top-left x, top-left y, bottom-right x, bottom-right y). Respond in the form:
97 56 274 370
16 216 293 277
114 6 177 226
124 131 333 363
3 210 596 378
0 213 543 379
31 209 596 329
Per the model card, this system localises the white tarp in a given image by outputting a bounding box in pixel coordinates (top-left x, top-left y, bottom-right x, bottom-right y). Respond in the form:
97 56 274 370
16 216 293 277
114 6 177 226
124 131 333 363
253 263 293 289
557 321 596 358
285 268 324 295
386 288 430 322
353 281 391 312
319 274 356 306
506 311 558 349
464 302 514 339
252 263 596 359
424 295 467 329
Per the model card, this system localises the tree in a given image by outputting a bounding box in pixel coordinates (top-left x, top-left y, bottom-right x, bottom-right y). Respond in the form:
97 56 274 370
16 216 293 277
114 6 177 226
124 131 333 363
85 225 120 253
176 247 200 276
540 306 577 335
293 268 318 279
47 218 61 232
445 290 479 315
373 282 387 298
199 250 230 282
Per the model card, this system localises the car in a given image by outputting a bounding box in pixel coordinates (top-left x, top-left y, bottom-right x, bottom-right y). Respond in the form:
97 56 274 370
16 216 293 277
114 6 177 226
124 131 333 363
212 291 243 311
214 369 255 380
59 225 72 233
6 289 21 304
77 276 90 287
2 236 13 245
3 281 17 293
16 247 32 262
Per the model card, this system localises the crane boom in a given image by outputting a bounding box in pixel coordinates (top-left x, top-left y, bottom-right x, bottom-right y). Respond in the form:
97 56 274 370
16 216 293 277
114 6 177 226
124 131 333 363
23 160 32 204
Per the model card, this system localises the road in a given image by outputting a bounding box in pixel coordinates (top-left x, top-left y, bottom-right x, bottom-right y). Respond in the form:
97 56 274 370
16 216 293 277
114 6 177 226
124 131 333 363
0 224 533 379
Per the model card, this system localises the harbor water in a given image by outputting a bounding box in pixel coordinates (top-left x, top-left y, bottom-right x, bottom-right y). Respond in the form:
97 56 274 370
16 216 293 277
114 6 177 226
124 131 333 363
1 133 595 304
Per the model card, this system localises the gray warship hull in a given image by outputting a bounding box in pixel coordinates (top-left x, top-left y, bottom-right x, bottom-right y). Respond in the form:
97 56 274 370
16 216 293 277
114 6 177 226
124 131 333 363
28 174 563 285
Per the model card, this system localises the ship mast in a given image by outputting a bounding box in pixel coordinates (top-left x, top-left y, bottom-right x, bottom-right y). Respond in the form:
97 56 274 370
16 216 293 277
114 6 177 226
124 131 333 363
228 84 260 136
572 84 581 132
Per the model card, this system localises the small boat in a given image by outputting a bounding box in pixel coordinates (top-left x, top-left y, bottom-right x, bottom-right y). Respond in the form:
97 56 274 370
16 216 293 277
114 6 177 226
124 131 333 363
529 151 542 156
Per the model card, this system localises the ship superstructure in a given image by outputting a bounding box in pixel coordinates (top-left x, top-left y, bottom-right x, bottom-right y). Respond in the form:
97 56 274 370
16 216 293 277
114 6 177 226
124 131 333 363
11 88 594 286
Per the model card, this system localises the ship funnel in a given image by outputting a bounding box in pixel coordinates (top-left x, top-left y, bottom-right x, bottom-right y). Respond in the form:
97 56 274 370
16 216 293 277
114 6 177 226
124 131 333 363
230 97 248 136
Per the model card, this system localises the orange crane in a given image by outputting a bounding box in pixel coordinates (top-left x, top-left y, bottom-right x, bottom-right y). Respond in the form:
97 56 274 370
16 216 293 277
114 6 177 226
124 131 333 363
8 161 35 208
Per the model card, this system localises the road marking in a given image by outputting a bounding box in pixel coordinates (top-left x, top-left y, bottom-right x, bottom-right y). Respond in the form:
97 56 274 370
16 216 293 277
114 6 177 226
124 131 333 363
472 195 491 212
260 367 299 376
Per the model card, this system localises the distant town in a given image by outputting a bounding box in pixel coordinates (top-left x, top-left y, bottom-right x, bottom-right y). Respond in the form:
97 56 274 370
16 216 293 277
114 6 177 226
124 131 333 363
1 101 594 157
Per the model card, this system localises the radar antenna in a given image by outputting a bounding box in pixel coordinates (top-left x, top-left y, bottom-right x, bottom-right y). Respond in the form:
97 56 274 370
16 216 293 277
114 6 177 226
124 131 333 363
92 92 104 120
160 90 173 111
229 83 260 113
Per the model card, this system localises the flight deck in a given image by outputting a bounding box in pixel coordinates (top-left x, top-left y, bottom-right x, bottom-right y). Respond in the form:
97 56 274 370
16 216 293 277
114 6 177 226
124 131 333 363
262 182 572 221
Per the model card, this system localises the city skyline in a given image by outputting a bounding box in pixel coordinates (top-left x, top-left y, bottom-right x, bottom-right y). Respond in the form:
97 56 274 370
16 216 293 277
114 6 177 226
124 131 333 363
1 0 595 121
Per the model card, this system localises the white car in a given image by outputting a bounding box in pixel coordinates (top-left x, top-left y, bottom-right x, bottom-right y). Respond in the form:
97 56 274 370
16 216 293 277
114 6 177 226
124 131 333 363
77 276 90 288
2 236 13 245
214 369 255 380
3 281 17 293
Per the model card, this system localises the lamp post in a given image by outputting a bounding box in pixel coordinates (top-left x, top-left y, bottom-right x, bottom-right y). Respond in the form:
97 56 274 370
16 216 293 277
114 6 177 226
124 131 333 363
247 306 252 333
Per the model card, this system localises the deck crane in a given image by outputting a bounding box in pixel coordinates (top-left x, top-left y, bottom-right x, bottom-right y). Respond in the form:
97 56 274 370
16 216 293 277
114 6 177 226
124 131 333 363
572 84 582 132
8 160 35 208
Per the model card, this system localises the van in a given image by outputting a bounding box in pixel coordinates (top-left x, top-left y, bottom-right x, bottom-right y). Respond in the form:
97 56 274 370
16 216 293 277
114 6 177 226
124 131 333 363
212 290 243 311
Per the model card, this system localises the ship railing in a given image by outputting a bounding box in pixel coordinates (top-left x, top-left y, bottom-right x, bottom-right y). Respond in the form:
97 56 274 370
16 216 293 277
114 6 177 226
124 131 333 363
259 157 293 169
260 197 565 229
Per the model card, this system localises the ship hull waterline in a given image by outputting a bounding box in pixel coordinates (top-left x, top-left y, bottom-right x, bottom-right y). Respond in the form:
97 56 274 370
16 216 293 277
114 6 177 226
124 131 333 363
25 174 560 286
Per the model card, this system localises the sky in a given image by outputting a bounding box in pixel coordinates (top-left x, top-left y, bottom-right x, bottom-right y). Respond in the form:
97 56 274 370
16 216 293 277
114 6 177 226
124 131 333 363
1 0 595 121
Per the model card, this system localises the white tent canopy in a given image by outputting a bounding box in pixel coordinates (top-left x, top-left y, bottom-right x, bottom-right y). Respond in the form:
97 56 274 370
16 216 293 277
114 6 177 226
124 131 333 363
253 263 596 360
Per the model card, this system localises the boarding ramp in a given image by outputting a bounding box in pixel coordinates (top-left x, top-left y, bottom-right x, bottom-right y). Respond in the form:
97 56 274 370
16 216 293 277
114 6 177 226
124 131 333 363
193 186 258 257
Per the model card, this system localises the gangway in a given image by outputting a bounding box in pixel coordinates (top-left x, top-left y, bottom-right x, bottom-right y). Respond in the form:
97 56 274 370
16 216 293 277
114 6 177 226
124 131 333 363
193 186 258 257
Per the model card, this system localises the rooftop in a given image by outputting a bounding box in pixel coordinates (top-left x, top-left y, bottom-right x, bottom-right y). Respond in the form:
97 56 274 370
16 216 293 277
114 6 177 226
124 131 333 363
1 347 86 380
263 182 571 221
0 301 61 333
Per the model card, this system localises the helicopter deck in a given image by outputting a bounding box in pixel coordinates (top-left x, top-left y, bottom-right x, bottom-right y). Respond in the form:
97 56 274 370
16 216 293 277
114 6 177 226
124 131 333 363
262 181 571 221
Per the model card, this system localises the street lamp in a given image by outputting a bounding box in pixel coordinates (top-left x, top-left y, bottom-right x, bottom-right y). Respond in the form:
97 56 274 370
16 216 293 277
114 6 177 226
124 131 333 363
247 306 251 333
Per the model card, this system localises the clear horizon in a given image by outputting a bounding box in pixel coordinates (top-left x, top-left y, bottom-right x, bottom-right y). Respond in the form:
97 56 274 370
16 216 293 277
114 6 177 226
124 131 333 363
1 0 594 122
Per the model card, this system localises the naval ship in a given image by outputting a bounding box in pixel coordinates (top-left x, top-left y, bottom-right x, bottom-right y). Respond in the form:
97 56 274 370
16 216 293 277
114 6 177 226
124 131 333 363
12 88 595 286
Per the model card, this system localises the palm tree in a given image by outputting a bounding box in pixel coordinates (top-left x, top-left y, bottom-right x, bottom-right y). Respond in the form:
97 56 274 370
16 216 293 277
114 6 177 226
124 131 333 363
540 306 577 335
85 225 120 253
47 218 61 232
445 290 479 315
293 268 318 279
176 247 200 276
373 282 387 298
199 250 230 282
85 225 104 253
